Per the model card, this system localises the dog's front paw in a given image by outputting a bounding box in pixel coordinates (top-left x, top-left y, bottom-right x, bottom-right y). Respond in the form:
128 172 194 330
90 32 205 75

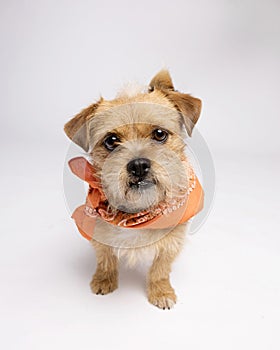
148 280 177 310
90 273 118 295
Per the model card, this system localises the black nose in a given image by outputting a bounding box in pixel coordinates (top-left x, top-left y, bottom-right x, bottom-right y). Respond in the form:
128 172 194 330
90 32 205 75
127 158 151 178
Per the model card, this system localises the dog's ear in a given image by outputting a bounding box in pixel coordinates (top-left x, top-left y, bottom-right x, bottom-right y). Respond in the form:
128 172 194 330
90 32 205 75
149 69 175 91
149 70 202 136
163 90 202 136
64 102 100 151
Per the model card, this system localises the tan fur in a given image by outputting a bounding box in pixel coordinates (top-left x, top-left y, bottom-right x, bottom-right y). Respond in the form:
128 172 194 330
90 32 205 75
90 243 119 295
149 69 175 91
149 70 201 136
91 220 187 308
64 70 202 309
162 91 202 136
64 100 102 151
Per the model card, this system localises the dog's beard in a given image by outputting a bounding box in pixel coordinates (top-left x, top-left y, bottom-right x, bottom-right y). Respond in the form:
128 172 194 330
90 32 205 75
119 177 162 213
98 145 189 214
104 173 187 214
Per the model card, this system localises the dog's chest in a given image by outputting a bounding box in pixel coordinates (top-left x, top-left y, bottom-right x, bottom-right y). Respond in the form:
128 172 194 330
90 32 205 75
92 219 172 266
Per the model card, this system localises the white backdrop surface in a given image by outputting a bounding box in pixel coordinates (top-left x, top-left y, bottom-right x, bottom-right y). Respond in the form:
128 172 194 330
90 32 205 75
0 1 279 349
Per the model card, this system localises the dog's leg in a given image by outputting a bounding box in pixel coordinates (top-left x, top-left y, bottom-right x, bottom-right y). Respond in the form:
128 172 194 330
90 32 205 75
147 250 178 309
147 227 185 309
90 243 119 295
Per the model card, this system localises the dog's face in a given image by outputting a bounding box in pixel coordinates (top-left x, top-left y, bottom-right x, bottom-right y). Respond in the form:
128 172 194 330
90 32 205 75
89 102 188 213
65 70 201 213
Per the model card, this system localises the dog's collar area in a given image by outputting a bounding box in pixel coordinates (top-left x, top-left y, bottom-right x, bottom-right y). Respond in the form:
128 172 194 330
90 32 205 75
83 191 189 228
68 157 204 239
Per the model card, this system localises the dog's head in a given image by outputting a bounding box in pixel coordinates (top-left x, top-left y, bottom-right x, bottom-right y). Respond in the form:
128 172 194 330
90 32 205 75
64 70 201 213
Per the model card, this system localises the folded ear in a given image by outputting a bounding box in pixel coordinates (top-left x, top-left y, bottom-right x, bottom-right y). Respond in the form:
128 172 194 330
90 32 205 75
164 90 202 136
149 70 202 136
64 102 100 151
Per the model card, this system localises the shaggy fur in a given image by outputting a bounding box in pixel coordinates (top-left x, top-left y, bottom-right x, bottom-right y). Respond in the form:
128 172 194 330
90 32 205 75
64 70 202 309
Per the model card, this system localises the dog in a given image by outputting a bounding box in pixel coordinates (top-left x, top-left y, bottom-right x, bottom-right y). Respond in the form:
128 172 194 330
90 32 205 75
64 70 203 309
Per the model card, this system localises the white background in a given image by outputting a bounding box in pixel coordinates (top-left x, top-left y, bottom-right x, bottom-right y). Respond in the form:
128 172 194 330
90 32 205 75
0 1 279 349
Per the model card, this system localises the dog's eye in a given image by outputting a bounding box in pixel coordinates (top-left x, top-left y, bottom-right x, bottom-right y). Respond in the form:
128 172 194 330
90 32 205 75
103 134 120 151
152 129 168 143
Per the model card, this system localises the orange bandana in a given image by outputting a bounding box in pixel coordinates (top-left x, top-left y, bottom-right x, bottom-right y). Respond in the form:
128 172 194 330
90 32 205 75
69 157 204 241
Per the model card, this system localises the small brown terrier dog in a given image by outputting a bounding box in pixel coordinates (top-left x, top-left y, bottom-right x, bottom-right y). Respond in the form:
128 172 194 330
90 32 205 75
64 70 202 309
